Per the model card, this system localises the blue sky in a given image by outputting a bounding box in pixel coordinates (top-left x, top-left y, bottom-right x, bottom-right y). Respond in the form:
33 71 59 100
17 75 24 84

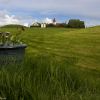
0 0 100 26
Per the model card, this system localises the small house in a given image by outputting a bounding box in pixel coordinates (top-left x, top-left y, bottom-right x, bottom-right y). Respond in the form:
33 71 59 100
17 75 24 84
41 23 46 28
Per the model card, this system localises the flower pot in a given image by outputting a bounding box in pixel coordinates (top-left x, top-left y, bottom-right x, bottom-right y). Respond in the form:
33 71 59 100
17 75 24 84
0 44 27 66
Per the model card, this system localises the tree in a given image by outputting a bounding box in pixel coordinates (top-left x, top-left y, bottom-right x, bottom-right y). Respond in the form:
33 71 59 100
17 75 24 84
68 19 85 28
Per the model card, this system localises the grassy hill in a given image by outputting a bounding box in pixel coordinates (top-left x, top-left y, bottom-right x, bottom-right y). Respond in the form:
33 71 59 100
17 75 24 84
0 26 100 100
0 24 26 28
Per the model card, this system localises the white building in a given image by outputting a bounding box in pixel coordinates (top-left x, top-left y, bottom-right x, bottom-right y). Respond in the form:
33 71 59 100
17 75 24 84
41 23 46 28
32 22 40 27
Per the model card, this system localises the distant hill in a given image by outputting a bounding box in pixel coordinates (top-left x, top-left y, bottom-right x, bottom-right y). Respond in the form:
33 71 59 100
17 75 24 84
87 25 100 28
0 24 27 28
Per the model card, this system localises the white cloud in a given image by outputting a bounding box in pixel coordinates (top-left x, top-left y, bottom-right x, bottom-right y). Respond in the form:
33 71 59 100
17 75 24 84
0 0 12 3
0 10 33 26
24 23 29 27
0 10 21 26
43 18 53 24
4 15 20 24
0 13 21 26
5 0 99 19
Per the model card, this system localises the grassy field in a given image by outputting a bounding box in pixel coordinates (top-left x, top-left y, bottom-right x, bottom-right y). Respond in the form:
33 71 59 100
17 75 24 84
0 26 100 100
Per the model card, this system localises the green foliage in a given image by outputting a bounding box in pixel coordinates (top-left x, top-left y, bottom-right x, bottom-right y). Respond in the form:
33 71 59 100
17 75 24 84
10 30 22 44
0 29 23 45
46 23 68 28
68 19 85 28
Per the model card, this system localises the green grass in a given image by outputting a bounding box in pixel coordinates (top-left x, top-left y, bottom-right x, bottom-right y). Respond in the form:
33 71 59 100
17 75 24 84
0 26 100 100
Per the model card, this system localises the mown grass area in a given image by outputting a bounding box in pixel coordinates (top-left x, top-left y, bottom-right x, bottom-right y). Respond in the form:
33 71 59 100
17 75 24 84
0 26 100 100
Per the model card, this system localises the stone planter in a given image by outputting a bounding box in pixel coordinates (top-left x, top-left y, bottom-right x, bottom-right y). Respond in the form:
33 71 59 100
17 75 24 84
0 44 27 66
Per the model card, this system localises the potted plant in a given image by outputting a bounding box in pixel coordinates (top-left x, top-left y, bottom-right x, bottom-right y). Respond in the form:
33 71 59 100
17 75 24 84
0 31 27 66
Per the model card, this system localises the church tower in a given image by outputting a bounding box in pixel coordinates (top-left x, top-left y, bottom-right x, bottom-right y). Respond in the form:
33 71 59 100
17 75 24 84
53 18 56 25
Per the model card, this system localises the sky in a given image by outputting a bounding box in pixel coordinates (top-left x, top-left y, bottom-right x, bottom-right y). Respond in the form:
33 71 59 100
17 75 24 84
0 0 100 27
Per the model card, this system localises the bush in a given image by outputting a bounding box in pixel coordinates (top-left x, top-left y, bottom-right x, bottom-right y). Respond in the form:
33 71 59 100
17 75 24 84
55 23 68 28
46 24 55 28
46 23 68 28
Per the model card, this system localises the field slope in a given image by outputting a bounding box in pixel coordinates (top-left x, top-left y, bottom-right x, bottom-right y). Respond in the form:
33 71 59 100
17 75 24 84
0 26 100 100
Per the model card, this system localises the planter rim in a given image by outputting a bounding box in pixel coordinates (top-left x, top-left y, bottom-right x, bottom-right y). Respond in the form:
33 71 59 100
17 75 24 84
0 44 27 50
